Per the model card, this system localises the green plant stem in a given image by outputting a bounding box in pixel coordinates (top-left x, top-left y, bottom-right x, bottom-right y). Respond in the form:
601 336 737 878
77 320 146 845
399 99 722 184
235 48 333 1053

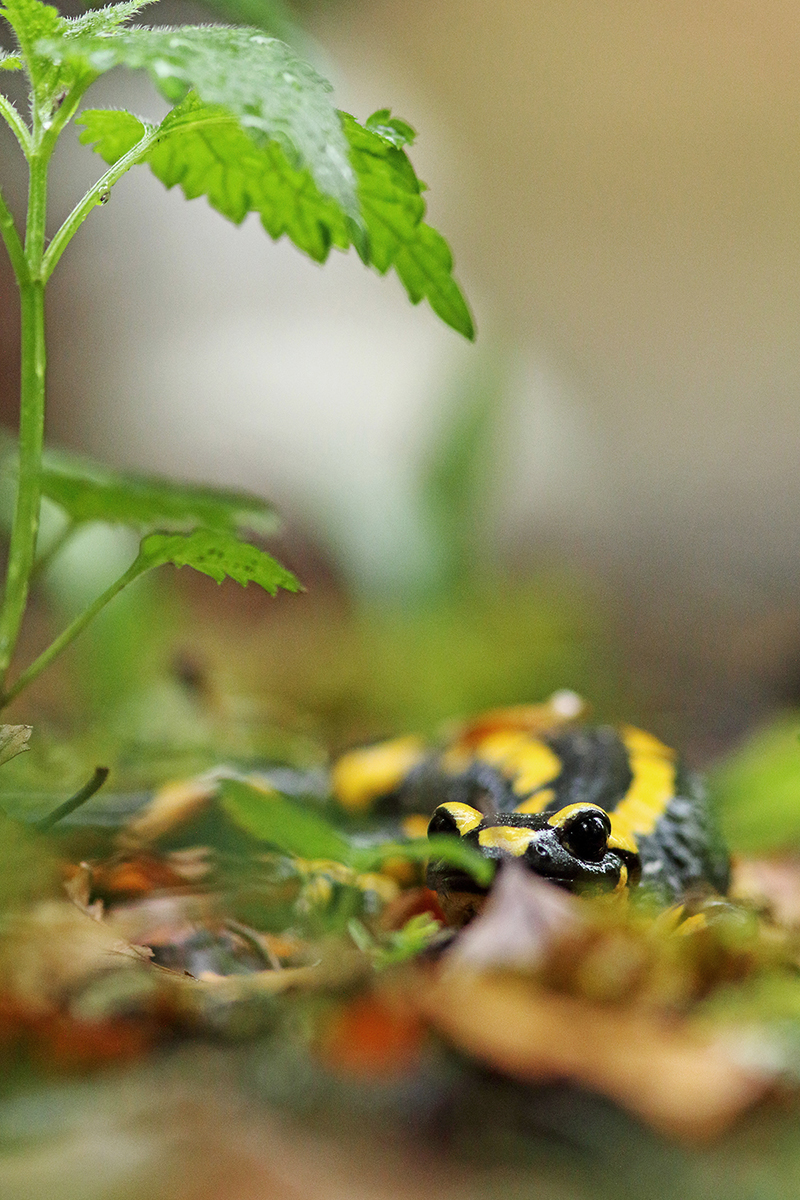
0 93 32 157
0 77 98 690
0 557 146 707
0 185 27 282
35 765 110 831
0 144 49 688
42 127 156 282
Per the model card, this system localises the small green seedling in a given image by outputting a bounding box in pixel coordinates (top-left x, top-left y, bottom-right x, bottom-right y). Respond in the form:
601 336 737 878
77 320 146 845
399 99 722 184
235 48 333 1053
0 0 473 711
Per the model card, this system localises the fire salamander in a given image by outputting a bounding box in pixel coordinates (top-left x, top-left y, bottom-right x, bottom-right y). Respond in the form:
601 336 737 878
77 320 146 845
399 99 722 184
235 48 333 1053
331 693 730 926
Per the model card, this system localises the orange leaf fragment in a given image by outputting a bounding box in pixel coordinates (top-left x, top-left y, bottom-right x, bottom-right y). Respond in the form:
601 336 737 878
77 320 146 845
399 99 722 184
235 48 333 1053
316 991 425 1078
34 1015 156 1070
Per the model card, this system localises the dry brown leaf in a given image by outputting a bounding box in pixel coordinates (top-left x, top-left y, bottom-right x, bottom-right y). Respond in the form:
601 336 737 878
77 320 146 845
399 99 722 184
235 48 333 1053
444 862 583 971
412 965 771 1141
119 775 219 845
0 900 154 1014
173 941 369 1019
63 862 104 920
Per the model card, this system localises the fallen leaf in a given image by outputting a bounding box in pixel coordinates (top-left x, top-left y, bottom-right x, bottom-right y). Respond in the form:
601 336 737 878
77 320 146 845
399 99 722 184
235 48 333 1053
0 900 155 1014
316 989 425 1078
442 861 582 972
413 966 771 1141
120 775 219 845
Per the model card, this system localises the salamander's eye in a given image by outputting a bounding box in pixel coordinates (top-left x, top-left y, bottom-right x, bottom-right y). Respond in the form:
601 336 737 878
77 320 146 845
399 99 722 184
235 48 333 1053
559 808 611 863
428 802 483 838
428 806 459 836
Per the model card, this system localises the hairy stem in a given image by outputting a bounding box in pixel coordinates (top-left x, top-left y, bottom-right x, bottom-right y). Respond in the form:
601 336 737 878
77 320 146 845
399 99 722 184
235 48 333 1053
0 142 49 686
0 183 26 282
0 75 103 689
43 127 156 282
0 558 146 707
0 93 31 157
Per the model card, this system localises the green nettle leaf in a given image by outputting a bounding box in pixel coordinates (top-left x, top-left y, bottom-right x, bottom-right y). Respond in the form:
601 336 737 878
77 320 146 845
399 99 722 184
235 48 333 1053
80 99 354 262
137 528 301 594
355 834 495 886
40 448 279 536
1 0 151 111
1 0 65 100
343 114 475 339
67 0 155 37
220 778 353 861
219 777 494 892
45 24 357 215
220 778 493 888
0 50 22 70
75 107 148 161
365 108 416 150
79 100 475 338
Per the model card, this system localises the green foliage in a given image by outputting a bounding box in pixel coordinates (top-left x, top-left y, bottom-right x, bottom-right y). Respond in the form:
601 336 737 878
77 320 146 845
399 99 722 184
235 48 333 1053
373 912 441 965
221 778 353 861
79 100 360 263
348 912 441 966
418 358 503 595
0 0 150 117
47 24 358 214
1 0 72 106
0 0 474 707
711 714 800 853
356 834 494 884
364 108 416 149
136 529 300 594
78 102 474 336
222 777 494 884
73 106 147 163
343 113 473 337
40 447 279 537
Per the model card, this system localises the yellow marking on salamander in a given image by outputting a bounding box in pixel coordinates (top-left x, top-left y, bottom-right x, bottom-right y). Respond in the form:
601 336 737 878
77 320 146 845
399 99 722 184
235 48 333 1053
478 825 535 856
612 726 677 837
469 731 562 798
546 802 604 829
332 736 426 813
439 802 484 835
607 814 639 856
620 726 676 761
546 803 639 857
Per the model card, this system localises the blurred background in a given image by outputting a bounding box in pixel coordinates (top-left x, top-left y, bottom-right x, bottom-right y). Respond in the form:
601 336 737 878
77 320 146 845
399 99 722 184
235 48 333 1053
4 0 800 764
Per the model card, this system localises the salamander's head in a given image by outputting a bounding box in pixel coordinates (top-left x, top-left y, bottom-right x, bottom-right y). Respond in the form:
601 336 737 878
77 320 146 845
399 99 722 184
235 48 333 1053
426 801 642 926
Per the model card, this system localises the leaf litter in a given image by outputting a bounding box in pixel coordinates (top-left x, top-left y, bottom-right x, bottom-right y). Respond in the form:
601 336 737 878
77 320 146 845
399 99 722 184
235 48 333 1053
3 763 800 1148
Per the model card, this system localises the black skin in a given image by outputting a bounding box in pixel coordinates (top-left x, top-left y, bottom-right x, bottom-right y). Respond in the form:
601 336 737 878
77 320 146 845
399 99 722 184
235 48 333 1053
426 805 642 926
